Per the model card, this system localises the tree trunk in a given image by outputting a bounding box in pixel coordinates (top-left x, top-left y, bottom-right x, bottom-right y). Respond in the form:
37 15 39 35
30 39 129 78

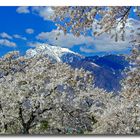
22 126 29 134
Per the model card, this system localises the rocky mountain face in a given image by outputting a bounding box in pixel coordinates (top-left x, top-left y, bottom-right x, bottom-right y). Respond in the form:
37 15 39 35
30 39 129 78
26 44 129 93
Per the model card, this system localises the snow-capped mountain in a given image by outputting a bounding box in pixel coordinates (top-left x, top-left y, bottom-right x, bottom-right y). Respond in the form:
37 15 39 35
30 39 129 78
26 44 82 62
26 44 129 93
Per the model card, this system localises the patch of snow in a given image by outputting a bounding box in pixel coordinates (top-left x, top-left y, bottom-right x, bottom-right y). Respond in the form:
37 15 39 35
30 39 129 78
90 62 100 68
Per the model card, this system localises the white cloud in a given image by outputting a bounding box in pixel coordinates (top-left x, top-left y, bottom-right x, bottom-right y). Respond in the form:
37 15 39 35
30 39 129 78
80 38 130 53
0 32 12 39
31 7 54 20
36 30 94 48
36 29 132 53
13 34 27 40
94 38 130 52
16 6 54 21
25 28 34 34
16 6 30 14
0 39 16 47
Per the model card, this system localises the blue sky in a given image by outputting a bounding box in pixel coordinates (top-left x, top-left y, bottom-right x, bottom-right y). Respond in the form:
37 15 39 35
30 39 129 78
0 6 139 57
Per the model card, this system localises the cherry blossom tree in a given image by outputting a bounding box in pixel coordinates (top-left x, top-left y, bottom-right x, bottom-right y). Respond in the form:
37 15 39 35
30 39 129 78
0 52 107 134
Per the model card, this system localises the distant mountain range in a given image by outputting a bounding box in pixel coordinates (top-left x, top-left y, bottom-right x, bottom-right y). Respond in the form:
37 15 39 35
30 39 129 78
26 44 129 93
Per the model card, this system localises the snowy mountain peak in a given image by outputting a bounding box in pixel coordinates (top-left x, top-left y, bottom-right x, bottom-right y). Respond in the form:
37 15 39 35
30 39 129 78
26 44 82 62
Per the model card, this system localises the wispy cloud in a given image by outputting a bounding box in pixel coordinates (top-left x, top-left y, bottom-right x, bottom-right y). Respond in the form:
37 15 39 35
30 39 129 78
0 39 16 47
16 6 30 14
0 32 27 41
27 42 42 48
0 32 12 40
25 28 34 34
13 34 27 41
80 47 95 53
